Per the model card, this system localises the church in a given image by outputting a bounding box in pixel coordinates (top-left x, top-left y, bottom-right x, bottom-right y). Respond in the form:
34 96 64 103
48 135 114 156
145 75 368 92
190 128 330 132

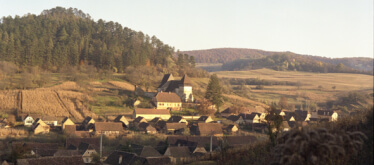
157 74 194 102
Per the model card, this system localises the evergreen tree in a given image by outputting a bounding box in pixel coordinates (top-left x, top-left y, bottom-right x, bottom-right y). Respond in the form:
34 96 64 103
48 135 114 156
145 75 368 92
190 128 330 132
205 74 223 111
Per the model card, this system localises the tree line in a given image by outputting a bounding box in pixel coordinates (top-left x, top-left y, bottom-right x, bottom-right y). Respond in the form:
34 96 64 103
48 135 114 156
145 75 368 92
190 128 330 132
222 53 373 75
0 7 174 72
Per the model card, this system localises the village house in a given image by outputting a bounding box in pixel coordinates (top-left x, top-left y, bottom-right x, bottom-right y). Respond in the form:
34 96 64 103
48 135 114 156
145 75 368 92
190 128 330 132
114 115 129 128
81 144 97 163
41 116 58 126
152 92 182 110
94 122 123 135
164 146 191 164
240 113 260 124
194 123 223 136
275 109 287 116
131 144 162 157
23 115 35 127
197 116 214 123
153 119 167 131
220 108 235 118
80 116 95 130
164 123 188 135
157 74 194 102
132 116 148 128
32 119 50 134
167 116 188 125
316 110 338 122
226 124 239 134
133 108 171 120
252 112 267 123
227 115 245 125
138 122 157 134
61 117 75 130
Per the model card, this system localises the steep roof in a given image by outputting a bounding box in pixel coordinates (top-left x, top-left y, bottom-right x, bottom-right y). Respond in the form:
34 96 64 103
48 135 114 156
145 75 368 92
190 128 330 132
197 116 211 122
165 123 187 130
104 151 137 165
164 81 181 92
158 74 174 88
139 146 162 157
165 146 191 157
180 74 193 86
227 115 241 122
133 116 147 123
62 117 74 125
167 116 184 122
135 108 170 115
154 92 181 103
197 123 223 135
94 122 123 132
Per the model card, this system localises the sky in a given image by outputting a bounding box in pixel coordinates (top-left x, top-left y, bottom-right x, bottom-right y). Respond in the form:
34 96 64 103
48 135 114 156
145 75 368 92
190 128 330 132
0 0 373 58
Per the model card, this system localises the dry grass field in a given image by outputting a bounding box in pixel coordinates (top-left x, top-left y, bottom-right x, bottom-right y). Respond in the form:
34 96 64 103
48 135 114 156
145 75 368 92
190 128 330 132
108 81 135 91
0 90 19 112
214 68 373 91
214 68 373 105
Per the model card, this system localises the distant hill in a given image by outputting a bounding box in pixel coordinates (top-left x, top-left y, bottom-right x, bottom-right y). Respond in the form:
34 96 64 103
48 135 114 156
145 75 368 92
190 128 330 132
180 48 276 63
182 48 373 73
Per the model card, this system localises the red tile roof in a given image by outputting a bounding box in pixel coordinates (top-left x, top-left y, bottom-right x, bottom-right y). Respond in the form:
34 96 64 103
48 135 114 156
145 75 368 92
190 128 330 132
135 108 170 115
154 92 181 102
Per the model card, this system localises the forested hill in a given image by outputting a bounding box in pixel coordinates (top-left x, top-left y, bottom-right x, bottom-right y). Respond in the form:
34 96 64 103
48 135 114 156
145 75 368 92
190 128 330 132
181 48 276 63
0 7 174 72
222 53 373 75
182 48 373 73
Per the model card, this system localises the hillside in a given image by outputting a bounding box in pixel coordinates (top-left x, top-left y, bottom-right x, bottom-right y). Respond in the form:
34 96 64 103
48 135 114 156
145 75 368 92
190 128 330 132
0 7 174 72
182 48 373 73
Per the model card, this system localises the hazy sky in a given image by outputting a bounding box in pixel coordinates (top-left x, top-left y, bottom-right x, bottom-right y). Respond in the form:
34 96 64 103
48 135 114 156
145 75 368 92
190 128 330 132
0 0 372 58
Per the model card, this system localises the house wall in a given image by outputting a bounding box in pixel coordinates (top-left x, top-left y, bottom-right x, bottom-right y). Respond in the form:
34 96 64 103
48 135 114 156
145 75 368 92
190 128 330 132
34 126 49 134
178 86 194 102
156 102 182 110
62 120 75 129
24 117 34 126
134 114 171 120
331 113 338 121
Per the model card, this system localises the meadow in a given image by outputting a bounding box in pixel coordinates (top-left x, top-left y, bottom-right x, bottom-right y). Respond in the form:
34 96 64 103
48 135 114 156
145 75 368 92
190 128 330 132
213 68 373 107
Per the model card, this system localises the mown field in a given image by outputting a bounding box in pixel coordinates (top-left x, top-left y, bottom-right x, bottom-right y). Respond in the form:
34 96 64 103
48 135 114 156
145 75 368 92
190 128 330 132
213 68 373 106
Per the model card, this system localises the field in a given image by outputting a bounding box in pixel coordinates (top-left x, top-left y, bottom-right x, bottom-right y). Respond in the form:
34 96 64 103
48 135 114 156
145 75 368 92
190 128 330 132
214 68 373 105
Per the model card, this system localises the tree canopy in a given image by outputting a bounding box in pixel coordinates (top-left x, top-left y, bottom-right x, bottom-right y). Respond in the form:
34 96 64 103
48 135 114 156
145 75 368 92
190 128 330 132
0 7 174 72
205 74 223 111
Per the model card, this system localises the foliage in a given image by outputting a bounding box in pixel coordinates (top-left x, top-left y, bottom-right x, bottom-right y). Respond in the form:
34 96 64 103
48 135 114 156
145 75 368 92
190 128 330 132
273 127 367 165
197 98 216 116
278 96 288 109
205 74 223 111
222 53 372 75
265 105 284 146
0 7 174 71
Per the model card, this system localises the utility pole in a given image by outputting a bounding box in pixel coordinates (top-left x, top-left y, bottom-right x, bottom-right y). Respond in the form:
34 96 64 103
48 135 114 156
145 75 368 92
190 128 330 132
100 131 103 158
210 130 213 152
